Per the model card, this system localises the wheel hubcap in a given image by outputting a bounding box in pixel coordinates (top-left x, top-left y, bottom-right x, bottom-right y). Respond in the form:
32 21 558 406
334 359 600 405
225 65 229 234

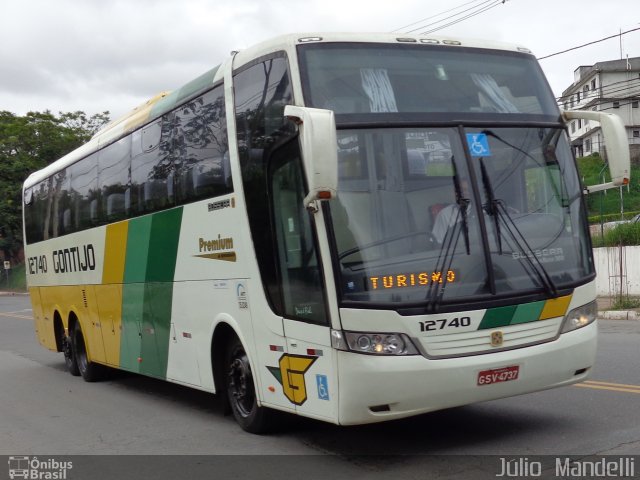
63 336 73 360
228 352 254 417
75 329 88 373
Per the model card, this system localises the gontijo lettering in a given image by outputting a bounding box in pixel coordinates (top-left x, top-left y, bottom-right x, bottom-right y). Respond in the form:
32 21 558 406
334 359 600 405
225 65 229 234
52 244 96 273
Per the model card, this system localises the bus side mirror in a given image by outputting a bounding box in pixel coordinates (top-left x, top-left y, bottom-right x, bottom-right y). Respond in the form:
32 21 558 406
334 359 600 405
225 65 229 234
284 105 338 209
562 110 630 193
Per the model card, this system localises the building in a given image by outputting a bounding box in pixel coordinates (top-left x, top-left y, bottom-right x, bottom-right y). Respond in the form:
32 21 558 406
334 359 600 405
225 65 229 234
560 57 640 162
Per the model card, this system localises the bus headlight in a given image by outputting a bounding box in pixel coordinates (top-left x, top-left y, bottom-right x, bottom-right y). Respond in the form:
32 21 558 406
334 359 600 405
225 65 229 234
331 329 419 355
561 301 597 333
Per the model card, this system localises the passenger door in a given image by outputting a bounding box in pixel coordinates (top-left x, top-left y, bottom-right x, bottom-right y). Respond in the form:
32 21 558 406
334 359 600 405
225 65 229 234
270 143 337 422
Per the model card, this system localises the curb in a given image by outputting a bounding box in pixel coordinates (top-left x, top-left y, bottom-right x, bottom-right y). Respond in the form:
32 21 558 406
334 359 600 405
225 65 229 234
599 310 640 321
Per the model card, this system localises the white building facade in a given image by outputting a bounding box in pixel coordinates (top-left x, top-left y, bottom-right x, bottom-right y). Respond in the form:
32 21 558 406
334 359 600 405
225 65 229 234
560 57 640 161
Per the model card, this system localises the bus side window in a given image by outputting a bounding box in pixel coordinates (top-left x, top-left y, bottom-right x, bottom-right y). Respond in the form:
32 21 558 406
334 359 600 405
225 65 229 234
69 154 99 231
53 169 72 237
25 178 52 243
172 84 232 204
98 136 131 222
270 143 327 324
131 118 172 214
234 53 295 314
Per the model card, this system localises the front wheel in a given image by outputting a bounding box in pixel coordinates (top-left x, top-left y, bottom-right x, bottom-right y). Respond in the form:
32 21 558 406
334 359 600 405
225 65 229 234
225 337 273 434
72 322 105 382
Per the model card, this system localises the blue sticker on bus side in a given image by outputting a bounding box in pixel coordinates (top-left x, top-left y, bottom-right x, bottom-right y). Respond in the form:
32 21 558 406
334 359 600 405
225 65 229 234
466 133 491 157
316 374 330 401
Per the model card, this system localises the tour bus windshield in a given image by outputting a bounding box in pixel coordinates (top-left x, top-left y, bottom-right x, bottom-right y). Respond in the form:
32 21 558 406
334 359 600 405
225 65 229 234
297 43 592 308
298 42 559 117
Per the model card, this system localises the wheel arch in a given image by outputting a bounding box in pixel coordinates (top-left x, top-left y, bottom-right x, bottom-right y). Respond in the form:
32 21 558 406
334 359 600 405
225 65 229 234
67 310 79 335
210 320 238 395
209 315 260 399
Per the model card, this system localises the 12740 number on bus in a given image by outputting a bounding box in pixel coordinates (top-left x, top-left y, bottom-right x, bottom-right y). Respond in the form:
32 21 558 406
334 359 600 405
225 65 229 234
419 316 471 332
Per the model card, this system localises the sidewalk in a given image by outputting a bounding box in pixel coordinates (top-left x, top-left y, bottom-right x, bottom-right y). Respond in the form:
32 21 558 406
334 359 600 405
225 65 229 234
597 296 640 321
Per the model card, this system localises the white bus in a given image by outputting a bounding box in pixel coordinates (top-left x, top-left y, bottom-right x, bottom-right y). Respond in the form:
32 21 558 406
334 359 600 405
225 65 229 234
23 33 630 433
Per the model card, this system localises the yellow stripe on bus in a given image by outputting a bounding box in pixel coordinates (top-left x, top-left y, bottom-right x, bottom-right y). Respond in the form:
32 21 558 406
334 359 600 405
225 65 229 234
103 221 129 284
539 295 572 320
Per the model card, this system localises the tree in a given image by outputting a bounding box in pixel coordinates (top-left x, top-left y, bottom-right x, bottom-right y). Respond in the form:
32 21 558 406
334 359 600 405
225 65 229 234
0 110 110 260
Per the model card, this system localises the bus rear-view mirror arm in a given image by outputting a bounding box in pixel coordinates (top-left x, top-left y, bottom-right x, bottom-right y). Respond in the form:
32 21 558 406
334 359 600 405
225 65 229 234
284 105 338 211
562 110 630 194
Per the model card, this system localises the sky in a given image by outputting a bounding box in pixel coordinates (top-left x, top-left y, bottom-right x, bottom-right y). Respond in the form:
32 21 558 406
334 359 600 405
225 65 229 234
1 0 638 120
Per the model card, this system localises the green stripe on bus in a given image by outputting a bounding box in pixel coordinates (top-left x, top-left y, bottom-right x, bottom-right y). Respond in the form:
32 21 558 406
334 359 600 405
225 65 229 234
139 208 183 378
511 301 546 325
478 296 570 330
145 207 183 282
478 305 517 330
119 208 184 377
121 283 144 373
120 215 152 372
124 215 153 283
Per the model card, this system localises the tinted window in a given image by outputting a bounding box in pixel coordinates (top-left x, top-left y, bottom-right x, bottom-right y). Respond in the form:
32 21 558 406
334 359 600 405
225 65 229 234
69 154 99 230
234 55 296 313
53 169 72 236
24 179 52 244
299 43 558 116
131 118 173 214
24 82 232 243
99 136 131 222
171 85 232 203
270 142 327 323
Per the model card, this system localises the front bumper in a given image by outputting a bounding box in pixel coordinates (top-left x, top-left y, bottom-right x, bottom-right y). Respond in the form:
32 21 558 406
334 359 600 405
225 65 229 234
336 321 597 425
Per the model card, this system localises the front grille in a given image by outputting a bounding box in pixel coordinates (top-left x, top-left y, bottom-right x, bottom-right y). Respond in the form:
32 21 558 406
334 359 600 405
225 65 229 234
418 317 563 358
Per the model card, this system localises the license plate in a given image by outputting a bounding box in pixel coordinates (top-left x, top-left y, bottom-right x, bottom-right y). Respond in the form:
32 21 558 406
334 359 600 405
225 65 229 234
477 365 520 386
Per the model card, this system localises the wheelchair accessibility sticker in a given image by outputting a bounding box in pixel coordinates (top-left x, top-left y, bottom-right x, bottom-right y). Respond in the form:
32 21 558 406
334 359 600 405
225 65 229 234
466 133 491 157
316 374 330 401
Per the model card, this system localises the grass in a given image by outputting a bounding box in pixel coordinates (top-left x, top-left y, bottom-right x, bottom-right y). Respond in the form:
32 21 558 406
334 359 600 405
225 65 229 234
577 154 640 222
2 262 26 292
611 297 640 310
591 221 640 247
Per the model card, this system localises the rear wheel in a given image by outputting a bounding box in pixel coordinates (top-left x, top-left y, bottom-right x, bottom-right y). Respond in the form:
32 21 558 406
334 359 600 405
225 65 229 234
63 333 80 376
225 337 273 434
72 322 104 382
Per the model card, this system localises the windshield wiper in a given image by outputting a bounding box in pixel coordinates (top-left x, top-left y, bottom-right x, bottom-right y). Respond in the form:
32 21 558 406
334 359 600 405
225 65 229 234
426 208 464 313
479 158 558 297
426 162 471 312
479 158 503 254
452 162 471 256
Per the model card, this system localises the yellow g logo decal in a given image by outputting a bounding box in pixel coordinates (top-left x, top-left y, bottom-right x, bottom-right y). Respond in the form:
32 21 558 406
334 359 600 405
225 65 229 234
267 354 317 405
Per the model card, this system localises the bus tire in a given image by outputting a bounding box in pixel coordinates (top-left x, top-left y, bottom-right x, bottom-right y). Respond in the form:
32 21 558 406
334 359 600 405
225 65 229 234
72 322 104 382
63 333 80 377
225 336 273 434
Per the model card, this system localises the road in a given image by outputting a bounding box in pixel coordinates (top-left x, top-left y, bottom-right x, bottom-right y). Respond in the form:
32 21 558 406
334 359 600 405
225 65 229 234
1 293 638 479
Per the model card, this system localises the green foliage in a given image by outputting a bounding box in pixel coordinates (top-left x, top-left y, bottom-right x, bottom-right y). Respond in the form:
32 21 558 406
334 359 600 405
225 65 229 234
2 262 26 292
611 296 640 310
588 211 640 224
0 110 110 255
577 154 640 223
592 222 640 247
